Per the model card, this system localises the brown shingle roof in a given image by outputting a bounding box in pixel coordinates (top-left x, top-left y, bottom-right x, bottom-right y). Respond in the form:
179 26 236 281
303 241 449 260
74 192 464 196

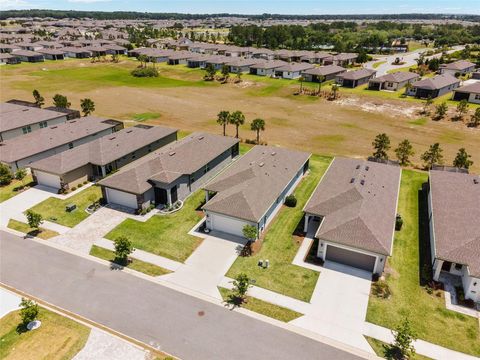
429 170 480 277
0 102 66 132
302 65 346 76
203 145 311 223
98 133 239 194
371 71 419 83
304 158 401 255
454 82 480 94
440 60 476 71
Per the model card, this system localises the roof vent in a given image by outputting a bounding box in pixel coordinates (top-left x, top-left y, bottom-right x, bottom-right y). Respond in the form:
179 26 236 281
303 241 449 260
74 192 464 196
169 151 176 156
474 178 479 184
198 136 204 140
271 151 276 156
355 165 360 169
126 130 133 133
365 166 369 171
108 137 116 140
360 180 365 185
259 162 265 167
51 126 58 129
350 178 355 183
22 109 29 112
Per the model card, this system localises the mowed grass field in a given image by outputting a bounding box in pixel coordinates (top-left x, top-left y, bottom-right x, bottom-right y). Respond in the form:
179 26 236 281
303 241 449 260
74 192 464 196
1 58 478 172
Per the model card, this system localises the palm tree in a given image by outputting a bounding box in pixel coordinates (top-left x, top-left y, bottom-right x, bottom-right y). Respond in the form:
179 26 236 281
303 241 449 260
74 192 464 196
80 98 95 116
229 110 245 138
217 110 230 136
331 84 339 100
32 89 44 107
317 75 325 93
250 118 265 144
299 76 305 93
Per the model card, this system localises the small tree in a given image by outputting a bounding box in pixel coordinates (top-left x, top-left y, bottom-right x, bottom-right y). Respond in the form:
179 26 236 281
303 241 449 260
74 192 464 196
221 64 230 82
229 110 245 138
317 75 325 93
453 148 473 170
25 210 43 230
421 143 443 169
372 133 391 160
469 108 480 127
433 102 447 121
0 163 13 185
285 194 297 207
250 118 265 144
32 89 44 107
422 96 433 115
19 298 39 326
454 99 469 121
204 63 216 81
217 110 230 136
242 224 257 242
231 273 251 304
15 168 27 187
235 69 242 82
385 317 417 360
80 98 95 116
330 83 339 100
114 236 133 265
53 94 71 109
394 139 414 166
299 76 304 92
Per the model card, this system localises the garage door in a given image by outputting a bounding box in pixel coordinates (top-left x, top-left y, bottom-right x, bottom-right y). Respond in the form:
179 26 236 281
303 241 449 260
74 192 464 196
325 245 376 272
210 213 249 238
34 170 61 189
106 188 138 209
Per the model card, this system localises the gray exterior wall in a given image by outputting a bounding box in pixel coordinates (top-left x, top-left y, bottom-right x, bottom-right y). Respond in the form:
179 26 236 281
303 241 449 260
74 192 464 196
0 114 67 141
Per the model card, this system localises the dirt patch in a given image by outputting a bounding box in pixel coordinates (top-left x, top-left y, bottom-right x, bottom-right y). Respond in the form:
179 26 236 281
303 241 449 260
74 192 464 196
337 97 421 118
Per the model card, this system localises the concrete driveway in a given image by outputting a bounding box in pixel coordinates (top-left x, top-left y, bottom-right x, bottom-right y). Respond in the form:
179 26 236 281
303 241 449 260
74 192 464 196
0 187 53 226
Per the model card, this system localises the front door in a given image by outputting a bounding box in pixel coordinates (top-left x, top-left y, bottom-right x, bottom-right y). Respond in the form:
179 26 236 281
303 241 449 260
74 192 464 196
154 187 168 205
171 186 178 203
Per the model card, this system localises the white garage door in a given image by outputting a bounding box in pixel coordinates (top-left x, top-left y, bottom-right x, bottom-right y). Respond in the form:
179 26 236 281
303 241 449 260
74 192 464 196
106 188 138 209
210 213 249 238
35 170 61 189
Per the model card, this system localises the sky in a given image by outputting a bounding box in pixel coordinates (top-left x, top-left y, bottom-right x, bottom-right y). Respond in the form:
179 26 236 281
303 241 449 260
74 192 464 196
0 0 479 15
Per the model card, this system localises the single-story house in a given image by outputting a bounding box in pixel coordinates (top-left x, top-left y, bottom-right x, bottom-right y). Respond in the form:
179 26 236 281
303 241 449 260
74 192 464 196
407 74 460 99
0 53 20 65
439 60 476 77
251 48 275 60
62 47 92 59
186 55 210 68
274 62 315 79
249 60 288 76
336 68 376 88
30 125 177 190
205 56 230 70
0 116 123 172
203 146 311 238
324 53 358 66
167 51 196 65
368 71 420 91
452 82 480 104
84 46 107 57
38 48 65 60
429 170 480 303
302 65 346 82
226 58 264 73
303 157 401 274
103 44 127 55
98 133 239 210
10 49 44 62
0 102 68 141
0 44 20 53
16 42 44 52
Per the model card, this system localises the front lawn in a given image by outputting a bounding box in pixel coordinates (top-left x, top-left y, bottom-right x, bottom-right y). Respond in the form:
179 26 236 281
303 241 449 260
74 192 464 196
366 170 480 356
105 190 204 262
0 175 34 203
0 307 90 360
365 336 432 360
226 155 332 302
28 186 102 227
89 245 171 276
218 287 302 322
7 219 59 240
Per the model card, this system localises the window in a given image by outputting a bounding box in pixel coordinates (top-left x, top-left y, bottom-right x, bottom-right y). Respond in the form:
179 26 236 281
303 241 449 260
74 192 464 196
204 164 210 174
190 174 195 184
475 94 480 100
68 142 73 149
454 263 462 271
132 151 136 159
39 121 47 128
22 125 32 134
387 82 394 87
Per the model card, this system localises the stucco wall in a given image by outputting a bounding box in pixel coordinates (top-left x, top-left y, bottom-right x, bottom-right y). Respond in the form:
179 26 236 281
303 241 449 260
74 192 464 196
0 115 67 141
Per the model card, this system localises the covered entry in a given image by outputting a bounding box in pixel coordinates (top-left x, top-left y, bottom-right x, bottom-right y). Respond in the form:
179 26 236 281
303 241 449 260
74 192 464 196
325 244 376 272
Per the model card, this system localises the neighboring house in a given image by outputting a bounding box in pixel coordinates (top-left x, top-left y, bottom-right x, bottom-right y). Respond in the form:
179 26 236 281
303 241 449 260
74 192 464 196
38 48 65 60
98 133 239 211
226 58 264 73
439 60 476 77
368 71 420 91
249 60 288 76
167 51 196 65
0 102 68 141
62 47 92 59
205 56 230 70
186 54 210 68
303 158 401 274
336 68 376 88
29 125 177 191
407 74 460 98
103 44 127 55
274 62 315 79
251 48 275 60
324 53 358 66
0 117 123 172
302 65 346 82
428 170 480 303
0 53 20 65
452 82 480 104
10 49 44 62
203 146 310 238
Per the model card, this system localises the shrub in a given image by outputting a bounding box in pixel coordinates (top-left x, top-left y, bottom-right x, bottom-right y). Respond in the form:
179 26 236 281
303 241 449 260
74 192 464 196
372 281 392 299
71 187 77 191
83 180 88 185
0 163 13 185
395 215 403 231
114 236 134 265
19 298 39 326
242 224 257 241
131 67 158 77
285 194 297 207
77 183 83 188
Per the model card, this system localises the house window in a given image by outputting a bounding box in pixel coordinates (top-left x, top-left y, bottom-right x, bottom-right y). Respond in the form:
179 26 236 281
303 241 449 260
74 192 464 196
39 121 47 128
475 94 480 100
68 142 73 149
22 125 32 134
132 151 136 159
204 164 210 174
454 263 462 271
190 174 195 184
387 82 394 87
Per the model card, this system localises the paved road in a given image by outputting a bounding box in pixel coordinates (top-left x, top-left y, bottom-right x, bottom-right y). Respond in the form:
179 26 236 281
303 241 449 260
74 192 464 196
0 231 366 360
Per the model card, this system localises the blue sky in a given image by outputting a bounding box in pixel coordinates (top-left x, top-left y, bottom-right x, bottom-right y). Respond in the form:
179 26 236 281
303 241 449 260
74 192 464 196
1 0 478 14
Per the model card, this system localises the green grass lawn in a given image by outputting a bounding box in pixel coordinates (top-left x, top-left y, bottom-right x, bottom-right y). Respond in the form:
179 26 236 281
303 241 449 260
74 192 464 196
0 307 90 360
7 219 59 240
366 170 480 356
89 245 170 276
105 190 204 262
28 185 102 227
372 61 387 69
218 287 303 322
131 112 162 122
365 336 432 360
226 155 332 302
0 175 34 203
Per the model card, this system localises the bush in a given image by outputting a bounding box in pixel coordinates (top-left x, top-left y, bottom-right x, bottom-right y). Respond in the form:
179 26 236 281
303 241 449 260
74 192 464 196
395 215 403 231
285 194 297 207
83 180 88 185
19 298 39 326
77 183 83 188
0 163 13 185
71 187 77 191
131 67 158 77
372 281 392 299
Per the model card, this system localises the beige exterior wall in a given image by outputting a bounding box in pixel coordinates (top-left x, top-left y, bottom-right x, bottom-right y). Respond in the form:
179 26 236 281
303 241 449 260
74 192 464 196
61 164 93 189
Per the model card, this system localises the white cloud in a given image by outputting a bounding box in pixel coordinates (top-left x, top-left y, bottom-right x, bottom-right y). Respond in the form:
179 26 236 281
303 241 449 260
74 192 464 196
68 0 111 3
0 0 32 10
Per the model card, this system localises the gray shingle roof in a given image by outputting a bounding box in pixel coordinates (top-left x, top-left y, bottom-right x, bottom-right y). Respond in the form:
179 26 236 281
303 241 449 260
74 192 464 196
304 157 401 256
337 68 376 81
0 102 66 132
302 65 346 76
429 170 480 277
440 60 476 71
28 125 177 174
371 71 419 83
98 133 239 194
454 82 480 94
412 74 460 90
203 145 311 223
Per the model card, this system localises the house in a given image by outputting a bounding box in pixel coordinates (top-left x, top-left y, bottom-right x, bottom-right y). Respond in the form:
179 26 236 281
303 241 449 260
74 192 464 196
407 74 460 99
98 133 239 210
368 71 420 91
62 47 92 59
84 46 107 57
274 62 315 79
324 53 358 66
103 44 127 55
38 48 65 60
302 65 346 82
30 125 177 191
428 170 480 303
10 50 44 62
226 58 264 73
167 51 196 65
0 53 20 65
186 54 210 68
303 158 401 274
202 146 310 238
336 68 376 88
204 56 230 70
249 60 288 76
0 117 123 172
251 48 275 60
0 102 68 141
452 82 480 104
439 60 476 77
